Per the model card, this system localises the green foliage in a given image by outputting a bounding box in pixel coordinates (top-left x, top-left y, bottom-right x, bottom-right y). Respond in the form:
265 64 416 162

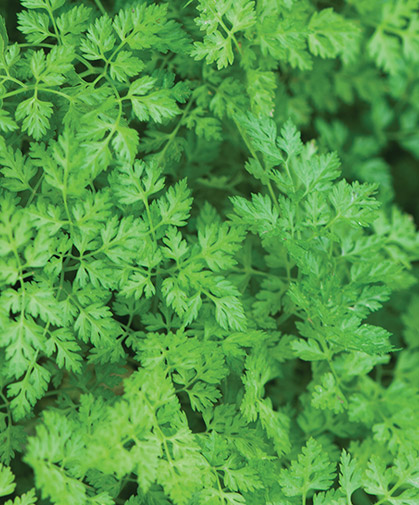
0 1 418 505
279 438 336 498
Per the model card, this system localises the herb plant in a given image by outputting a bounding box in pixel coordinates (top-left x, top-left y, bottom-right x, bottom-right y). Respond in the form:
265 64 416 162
0 1 418 505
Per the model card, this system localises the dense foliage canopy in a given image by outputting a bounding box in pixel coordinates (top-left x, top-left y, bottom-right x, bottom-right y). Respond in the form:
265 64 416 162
0 1 418 505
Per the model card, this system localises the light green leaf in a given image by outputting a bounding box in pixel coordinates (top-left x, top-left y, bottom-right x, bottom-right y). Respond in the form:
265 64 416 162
0 464 15 497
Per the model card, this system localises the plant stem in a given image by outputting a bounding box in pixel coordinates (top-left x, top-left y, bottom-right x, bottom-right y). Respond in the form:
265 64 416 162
156 98 194 168
94 0 108 16
234 117 280 210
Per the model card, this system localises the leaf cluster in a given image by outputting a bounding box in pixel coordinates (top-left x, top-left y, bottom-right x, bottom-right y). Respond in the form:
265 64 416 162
0 1 418 505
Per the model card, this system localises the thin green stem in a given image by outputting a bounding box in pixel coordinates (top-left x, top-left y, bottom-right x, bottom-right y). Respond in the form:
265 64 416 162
374 479 403 505
142 396 174 467
144 197 157 243
38 87 73 101
104 36 130 75
156 98 194 167
0 392 11 411
42 387 77 399
0 87 29 100
0 74 25 88
78 67 103 79
26 173 44 206
61 140 74 234
318 335 349 402
206 1 242 56
17 42 55 49
325 213 340 229
1 84 73 102
230 266 293 282
120 312 135 340
17 42 93 70
46 0 62 44
216 470 227 505
0 391 12 452
94 0 108 16
283 158 293 186
234 117 280 210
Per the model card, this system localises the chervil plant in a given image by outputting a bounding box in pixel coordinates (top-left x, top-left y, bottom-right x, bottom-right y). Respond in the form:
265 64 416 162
0 1 418 504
